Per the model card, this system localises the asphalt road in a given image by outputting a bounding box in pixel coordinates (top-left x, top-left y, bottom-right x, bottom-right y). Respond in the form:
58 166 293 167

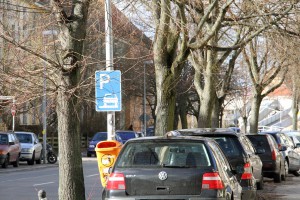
0 157 103 200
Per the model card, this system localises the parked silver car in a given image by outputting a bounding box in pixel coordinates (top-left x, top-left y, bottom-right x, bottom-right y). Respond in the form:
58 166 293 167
15 131 43 165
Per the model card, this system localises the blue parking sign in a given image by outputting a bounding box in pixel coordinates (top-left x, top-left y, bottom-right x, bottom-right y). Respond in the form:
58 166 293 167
95 70 122 111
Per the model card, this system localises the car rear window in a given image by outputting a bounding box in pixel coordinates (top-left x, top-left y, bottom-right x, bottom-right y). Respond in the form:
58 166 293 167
212 136 244 158
116 141 212 168
0 134 8 145
117 132 136 140
246 135 271 153
92 133 107 141
16 133 32 143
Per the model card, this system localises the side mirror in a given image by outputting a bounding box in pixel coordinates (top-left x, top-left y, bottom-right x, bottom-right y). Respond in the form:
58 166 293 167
9 141 15 145
279 145 287 151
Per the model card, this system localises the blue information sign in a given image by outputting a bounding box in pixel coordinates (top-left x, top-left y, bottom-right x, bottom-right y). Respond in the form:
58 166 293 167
95 70 122 111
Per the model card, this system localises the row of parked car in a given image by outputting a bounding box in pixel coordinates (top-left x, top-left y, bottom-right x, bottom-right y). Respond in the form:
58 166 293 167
0 131 43 168
101 128 300 200
86 130 139 157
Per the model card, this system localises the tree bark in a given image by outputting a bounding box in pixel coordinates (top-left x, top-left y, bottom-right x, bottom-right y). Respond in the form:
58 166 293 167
56 76 85 200
292 80 299 130
51 0 90 199
249 94 263 133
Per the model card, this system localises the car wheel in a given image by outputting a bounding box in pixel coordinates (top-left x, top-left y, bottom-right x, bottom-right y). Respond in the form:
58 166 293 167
256 173 264 190
293 169 300 177
12 155 19 167
1 155 9 168
281 160 288 181
225 194 230 200
274 171 281 183
28 152 35 165
36 155 41 164
87 152 92 157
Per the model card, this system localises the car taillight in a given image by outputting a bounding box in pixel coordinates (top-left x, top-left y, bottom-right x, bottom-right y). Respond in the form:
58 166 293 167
106 173 126 190
278 143 281 149
272 149 276 161
202 172 224 189
241 162 253 180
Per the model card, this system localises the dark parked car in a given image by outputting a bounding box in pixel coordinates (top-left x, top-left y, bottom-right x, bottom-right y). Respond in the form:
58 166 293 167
177 128 263 200
102 136 242 200
246 134 287 183
259 131 300 176
115 130 137 144
0 131 21 168
87 132 122 157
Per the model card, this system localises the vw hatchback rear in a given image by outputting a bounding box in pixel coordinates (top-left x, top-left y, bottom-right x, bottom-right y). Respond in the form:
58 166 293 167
102 136 242 200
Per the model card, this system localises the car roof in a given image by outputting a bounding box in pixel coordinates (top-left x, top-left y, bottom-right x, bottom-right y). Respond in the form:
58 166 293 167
283 131 300 136
259 131 280 135
0 132 11 135
176 128 242 137
126 135 216 143
15 131 34 134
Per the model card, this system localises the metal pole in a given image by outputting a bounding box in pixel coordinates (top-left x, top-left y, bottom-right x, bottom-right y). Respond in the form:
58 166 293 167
41 30 57 163
12 99 15 132
105 0 115 140
42 36 47 164
143 63 146 135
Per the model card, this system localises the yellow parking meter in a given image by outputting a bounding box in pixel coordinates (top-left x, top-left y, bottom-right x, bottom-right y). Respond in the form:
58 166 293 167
95 140 122 187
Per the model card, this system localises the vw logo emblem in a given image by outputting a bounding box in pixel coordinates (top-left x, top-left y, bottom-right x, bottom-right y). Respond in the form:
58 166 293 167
158 171 168 181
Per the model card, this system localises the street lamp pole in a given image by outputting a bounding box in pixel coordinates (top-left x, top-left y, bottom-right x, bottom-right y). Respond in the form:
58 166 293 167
143 63 146 135
42 30 57 164
105 0 115 140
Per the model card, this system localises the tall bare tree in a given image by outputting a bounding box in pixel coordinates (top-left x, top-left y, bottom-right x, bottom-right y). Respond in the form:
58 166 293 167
243 38 288 133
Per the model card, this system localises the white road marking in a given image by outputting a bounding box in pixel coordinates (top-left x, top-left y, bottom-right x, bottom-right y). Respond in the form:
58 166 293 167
33 182 54 186
86 174 99 178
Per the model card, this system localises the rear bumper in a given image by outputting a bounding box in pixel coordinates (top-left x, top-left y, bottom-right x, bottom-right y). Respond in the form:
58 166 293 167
104 197 228 200
103 190 231 200
19 153 33 160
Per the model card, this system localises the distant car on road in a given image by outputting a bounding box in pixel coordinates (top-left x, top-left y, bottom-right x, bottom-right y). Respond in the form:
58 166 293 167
87 132 122 157
15 131 42 165
102 135 242 200
0 132 21 168
246 133 287 183
115 130 137 144
283 131 300 147
259 131 300 176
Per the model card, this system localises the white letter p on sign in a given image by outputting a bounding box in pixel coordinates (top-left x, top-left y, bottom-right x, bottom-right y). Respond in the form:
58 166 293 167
100 74 110 89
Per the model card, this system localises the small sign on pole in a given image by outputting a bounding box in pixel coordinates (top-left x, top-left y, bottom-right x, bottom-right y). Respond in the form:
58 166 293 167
11 104 16 116
95 70 122 112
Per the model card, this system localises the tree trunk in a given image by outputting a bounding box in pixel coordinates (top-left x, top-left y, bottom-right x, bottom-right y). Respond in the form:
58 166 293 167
249 95 263 133
211 94 220 128
155 65 176 135
242 116 248 133
57 74 85 200
178 99 188 129
292 84 299 130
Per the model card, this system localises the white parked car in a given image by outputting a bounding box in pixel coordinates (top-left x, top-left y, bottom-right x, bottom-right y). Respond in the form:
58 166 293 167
15 131 43 165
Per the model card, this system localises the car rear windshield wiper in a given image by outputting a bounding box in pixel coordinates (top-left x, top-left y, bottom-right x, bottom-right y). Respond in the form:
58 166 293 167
162 164 190 168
